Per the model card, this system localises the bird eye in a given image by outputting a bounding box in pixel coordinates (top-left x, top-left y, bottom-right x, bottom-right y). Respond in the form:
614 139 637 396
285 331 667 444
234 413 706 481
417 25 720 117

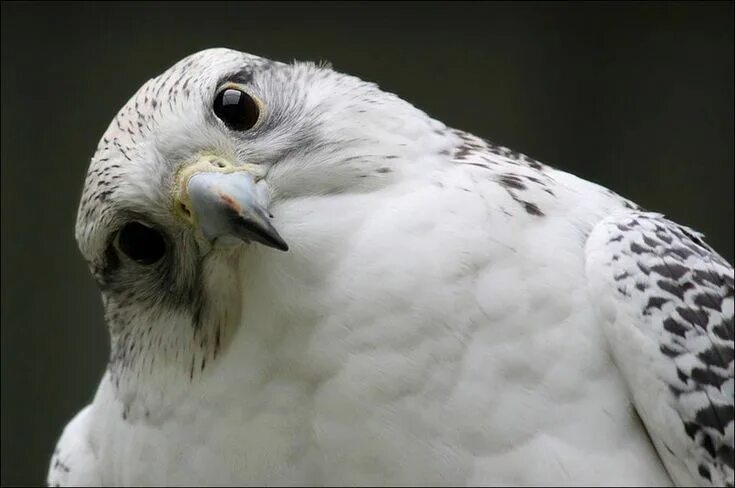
115 222 166 265
213 88 260 131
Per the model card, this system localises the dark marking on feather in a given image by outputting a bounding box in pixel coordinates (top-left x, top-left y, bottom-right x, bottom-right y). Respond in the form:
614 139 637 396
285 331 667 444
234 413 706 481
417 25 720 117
663 318 688 338
696 405 733 434
645 296 669 312
650 263 688 281
677 307 710 329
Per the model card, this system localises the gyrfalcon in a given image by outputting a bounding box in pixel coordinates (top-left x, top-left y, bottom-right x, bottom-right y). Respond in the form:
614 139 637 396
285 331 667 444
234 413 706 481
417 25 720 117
48 48 734 487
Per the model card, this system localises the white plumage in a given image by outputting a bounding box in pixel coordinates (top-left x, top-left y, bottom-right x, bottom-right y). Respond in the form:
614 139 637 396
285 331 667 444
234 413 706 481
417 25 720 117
49 48 733 486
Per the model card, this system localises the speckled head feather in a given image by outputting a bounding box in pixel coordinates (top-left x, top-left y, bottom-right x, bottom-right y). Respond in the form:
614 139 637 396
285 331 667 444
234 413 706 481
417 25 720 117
74 48 457 412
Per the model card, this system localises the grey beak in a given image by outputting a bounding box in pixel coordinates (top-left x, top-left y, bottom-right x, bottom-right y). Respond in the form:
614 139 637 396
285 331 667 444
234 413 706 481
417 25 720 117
186 172 288 252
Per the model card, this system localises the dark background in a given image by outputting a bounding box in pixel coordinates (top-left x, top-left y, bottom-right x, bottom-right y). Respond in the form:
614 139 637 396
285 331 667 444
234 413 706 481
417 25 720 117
1 2 733 485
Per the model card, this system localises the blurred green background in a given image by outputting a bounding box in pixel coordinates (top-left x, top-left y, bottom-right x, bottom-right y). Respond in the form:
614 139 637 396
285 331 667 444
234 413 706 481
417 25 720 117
1 1 733 485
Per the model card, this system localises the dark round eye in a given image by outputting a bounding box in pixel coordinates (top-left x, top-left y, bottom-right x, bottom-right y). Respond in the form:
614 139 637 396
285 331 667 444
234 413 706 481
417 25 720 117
115 222 166 265
213 88 260 131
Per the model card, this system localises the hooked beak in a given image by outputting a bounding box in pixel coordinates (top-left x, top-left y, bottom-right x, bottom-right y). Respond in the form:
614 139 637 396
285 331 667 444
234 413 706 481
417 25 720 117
175 155 288 252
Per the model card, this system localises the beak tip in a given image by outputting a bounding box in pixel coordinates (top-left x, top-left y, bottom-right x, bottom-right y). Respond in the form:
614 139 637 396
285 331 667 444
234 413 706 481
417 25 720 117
259 227 289 252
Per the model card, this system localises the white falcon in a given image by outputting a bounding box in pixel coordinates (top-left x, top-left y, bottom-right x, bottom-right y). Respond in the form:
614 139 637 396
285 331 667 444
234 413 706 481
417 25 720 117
49 48 733 486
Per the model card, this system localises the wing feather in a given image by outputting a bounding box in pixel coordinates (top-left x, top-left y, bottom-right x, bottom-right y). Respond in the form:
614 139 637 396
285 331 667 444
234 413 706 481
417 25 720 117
586 211 733 487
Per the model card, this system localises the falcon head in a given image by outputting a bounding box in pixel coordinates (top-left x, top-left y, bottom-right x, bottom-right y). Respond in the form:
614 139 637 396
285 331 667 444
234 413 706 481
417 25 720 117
75 48 451 401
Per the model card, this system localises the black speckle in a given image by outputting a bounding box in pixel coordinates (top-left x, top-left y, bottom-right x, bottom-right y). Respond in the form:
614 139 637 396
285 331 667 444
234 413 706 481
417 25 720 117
657 232 673 244
695 404 734 434
645 296 669 312
527 158 543 170
712 320 733 341
718 445 735 469
676 307 710 329
694 292 723 312
215 327 221 355
637 262 651 275
692 269 725 287
614 271 631 281
642 234 660 249
698 464 712 481
630 242 650 255
684 421 699 439
454 144 475 161
680 227 706 246
701 432 717 457
661 344 681 358
663 317 688 338
463 162 492 171
650 263 688 281
499 174 526 191
658 279 685 300
523 201 544 217
691 367 728 388
623 200 637 210
666 246 694 260
698 345 734 369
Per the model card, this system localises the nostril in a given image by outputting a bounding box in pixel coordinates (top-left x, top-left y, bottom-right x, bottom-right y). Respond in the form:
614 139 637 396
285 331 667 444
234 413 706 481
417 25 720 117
210 157 227 169
179 202 192 218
